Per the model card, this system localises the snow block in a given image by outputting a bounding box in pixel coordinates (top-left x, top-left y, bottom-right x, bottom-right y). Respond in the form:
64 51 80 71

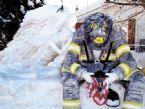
0 78 63 109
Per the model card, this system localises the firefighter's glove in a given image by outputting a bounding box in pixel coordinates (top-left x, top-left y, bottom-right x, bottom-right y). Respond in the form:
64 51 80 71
76 68 93 83
106 72 119 85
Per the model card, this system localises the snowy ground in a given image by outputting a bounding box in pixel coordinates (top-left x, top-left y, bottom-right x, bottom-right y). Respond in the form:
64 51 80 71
0 78 63 109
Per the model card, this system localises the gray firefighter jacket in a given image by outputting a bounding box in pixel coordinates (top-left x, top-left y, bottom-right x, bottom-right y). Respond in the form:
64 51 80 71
61 26 137 80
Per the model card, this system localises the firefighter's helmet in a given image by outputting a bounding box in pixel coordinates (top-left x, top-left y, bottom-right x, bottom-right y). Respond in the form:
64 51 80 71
83 13 113 47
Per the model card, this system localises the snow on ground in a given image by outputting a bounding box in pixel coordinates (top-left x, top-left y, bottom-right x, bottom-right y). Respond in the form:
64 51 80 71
0 77 63 109
0 4 145 109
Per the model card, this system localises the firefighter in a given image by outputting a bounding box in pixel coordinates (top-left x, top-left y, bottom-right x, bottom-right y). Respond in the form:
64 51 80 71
61 12 145 109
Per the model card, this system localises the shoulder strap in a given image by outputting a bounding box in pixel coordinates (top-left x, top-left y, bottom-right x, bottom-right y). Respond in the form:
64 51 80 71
82 40 95 63
102 42 113 70
83 40 95 63
83 40 90 62
105 42 113 62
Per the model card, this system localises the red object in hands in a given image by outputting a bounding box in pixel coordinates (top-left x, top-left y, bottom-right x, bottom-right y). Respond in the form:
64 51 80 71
85 77 108 106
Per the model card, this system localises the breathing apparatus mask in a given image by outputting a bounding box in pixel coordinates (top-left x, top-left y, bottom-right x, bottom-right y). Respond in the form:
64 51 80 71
89 26 108 47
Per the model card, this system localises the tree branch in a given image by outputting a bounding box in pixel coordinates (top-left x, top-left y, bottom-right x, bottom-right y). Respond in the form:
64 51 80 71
105 1 145 6
114 9 144 23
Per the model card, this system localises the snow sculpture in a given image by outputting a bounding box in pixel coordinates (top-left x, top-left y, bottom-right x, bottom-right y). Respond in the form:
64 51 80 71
0 4 77 109
0 4 77 79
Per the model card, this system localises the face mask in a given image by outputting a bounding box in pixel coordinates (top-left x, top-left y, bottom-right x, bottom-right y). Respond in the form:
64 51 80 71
94 36 105 44
89 28 107 46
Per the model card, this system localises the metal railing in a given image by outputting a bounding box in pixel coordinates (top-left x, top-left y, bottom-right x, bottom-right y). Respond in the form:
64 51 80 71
129 44 145 52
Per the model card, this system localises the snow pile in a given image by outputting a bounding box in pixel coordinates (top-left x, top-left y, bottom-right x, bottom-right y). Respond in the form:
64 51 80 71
0 4 76 79
0 4 76 109
0 79 63 109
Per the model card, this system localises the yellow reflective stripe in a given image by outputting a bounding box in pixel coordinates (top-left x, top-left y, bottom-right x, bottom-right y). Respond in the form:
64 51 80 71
119 63 131 77
125 68 139 80
90 22 98 29
68 43 80 55
63 100 80 108
101 53 117 61
61 66 69 73
108 54 117 60
70 63 80 74
141 67 145 76
123 101 142 107
116 44 131 58
79 54 87 61
122 108 131 109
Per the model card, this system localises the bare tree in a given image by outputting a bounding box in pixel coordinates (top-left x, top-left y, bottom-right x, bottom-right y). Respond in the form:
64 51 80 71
105 0 145 6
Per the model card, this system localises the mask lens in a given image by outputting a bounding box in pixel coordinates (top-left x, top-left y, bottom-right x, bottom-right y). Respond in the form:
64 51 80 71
94 36 104 44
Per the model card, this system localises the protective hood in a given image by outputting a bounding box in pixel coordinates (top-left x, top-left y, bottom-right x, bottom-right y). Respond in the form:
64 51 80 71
83 13 113 50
